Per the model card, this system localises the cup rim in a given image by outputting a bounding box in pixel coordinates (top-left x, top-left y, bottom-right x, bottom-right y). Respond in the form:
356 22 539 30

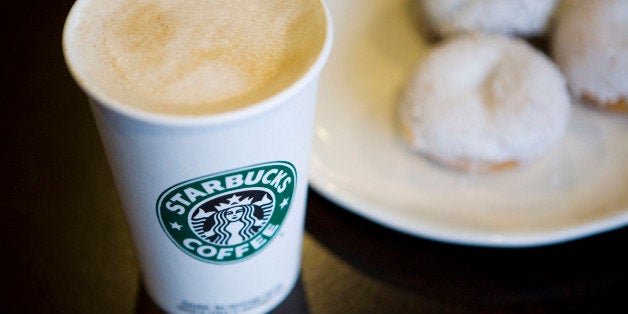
62 0 334 127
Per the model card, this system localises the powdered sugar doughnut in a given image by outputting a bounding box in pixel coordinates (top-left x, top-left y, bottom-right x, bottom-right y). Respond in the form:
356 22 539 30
420 0 559 37
399 33 571 172
552 0 628 113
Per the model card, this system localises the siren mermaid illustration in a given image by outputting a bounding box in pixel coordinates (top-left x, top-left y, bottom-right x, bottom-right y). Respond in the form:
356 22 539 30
190 192 274 246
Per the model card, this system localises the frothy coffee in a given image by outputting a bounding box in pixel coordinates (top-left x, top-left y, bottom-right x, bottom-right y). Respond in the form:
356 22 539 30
64 0 327 116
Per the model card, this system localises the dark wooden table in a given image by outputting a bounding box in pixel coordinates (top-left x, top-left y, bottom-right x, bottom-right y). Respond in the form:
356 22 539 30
3 1 627 313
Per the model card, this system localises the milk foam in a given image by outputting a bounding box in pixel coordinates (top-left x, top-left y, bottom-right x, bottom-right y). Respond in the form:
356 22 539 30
65 0 326 115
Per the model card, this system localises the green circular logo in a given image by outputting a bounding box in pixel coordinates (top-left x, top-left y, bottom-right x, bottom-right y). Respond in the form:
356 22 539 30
157 161 296 264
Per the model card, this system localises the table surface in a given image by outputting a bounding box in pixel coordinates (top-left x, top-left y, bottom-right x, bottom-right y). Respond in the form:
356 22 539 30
3 1 627 313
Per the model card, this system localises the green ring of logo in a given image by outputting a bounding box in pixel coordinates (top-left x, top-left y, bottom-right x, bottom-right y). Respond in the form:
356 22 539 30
156 161 296 264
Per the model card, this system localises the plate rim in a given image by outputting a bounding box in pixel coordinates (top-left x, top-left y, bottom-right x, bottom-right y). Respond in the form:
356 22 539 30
309 175 628 247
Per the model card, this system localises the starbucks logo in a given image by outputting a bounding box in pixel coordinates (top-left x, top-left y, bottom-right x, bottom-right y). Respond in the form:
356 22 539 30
157 161 296 264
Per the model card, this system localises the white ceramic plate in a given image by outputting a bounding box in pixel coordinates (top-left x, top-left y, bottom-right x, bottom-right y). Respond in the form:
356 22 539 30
309 0 628 247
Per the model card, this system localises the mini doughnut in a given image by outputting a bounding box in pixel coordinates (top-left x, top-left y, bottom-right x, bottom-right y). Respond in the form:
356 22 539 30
399 33 571 173
419 0 559 38
552 0 628 113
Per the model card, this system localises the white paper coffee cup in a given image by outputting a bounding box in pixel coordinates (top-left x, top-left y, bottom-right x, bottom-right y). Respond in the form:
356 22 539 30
63 1 332 313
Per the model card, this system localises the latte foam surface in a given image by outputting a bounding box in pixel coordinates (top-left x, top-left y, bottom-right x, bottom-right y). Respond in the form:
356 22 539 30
65 0 326 115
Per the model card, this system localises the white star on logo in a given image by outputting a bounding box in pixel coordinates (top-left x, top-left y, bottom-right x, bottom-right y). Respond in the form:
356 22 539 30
226 194 241 204
170 222 183 230
280 198 289 209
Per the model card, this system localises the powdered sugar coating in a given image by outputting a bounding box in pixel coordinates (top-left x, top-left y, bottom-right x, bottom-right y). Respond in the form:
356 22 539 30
399 33 571 168
420 0 558 37
552 0 628 107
